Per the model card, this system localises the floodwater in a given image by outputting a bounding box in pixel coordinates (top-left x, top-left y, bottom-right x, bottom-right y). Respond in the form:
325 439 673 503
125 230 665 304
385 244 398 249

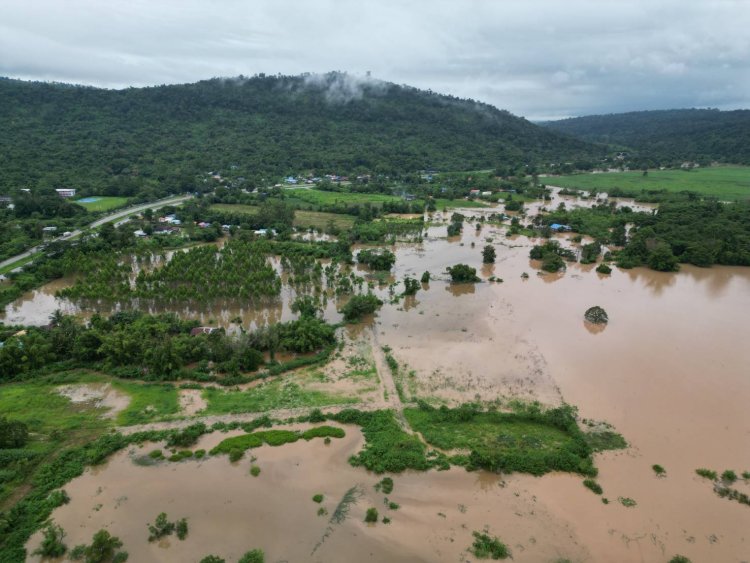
12 189 750 561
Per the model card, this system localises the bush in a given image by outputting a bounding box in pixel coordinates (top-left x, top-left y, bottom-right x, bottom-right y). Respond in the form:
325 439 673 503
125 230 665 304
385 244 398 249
421 271 431 283
339 293 383 322
596 263 612 274
175 518 188 540
446 264 480 282
72 529 126 563
696 468 718 480
402 276 420 296
375 477 394 494
652 464 666 476
148 512 175 541
0 416 29 448
229 449 244 462
668 556 691 563
33 523 67 558
583 479 603 494
365 507 379 523
721 469 738 483
618 497 637 507
584 306 608 324
312 494 324 503
482 245 496 264
471 531 510 559
199 557 226 563
357 248 396 270
250 465 261 477
238 549 265 563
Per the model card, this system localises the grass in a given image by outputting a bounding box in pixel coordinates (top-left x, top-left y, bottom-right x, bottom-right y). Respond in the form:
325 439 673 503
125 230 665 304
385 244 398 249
209 426 345 456
202 381 357 415
294 210 356 230
75 196 130 212
210 203 260 215
0 380 111 507
431 198 489 209
403 403 597 476
112 382 180 426
286 189 403 207
548 166 750 201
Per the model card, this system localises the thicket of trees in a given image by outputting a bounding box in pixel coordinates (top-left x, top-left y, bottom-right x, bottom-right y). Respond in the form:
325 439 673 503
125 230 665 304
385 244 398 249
541 108 750 166
0 311 337 381
0 73 597 197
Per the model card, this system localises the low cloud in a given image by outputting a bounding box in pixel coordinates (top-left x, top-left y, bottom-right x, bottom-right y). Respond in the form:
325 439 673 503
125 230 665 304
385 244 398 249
0 0 748 119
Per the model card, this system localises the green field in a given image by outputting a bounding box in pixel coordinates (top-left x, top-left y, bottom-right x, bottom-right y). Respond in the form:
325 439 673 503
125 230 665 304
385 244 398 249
547 166 750 201
210 204 357 230
74 196 129 212
286 188 403 207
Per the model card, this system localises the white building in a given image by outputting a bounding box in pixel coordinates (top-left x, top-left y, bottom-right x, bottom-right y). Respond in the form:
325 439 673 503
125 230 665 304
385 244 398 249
55 188 76 198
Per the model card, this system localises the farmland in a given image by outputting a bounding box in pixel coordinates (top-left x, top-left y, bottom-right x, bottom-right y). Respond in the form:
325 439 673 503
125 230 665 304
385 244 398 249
547 166 750 201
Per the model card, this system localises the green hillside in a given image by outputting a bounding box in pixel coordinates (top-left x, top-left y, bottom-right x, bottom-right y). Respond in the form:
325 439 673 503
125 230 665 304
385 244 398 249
0 73 597 197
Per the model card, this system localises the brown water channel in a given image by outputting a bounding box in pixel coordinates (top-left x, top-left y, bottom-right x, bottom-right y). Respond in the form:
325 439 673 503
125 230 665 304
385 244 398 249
13 190 750 561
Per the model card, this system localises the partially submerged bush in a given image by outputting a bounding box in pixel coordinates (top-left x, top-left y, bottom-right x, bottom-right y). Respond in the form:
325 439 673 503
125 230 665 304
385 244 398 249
652 464 666 476
584 306 608 324
33 523 67 558
446 263 480 283
470 531 510 559
596 263 612 274
339 293 383 322
148 512 175 542
696 468 718 480
721 469 738 483
364 507 379 523
312 494 324 503
238 549 265 563
583 479 603 495
375 477 394 494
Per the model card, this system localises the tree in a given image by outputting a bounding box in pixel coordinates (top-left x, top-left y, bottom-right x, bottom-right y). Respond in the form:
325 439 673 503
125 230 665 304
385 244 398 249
584 306 609 324
402 276 420 296
446 264 480 283
340 293 383 322
33 523 67 558
482 245 496 264
647 242 679 272
0 416 29 448
239 549 265 563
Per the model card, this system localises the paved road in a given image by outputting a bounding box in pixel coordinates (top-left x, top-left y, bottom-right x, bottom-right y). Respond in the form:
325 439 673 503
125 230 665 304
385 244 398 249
0 194 193 272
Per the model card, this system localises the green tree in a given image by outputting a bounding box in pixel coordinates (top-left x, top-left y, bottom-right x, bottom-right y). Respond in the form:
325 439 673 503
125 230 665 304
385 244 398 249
482 245 496 264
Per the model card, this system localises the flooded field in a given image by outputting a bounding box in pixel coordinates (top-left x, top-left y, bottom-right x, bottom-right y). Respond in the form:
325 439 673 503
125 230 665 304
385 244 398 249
9 188 750 561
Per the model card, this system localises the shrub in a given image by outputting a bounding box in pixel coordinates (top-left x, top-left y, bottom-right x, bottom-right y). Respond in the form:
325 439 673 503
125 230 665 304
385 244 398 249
696 468 718 480
382 516 391 524
421 271 431 283
238 549 265 563
596 263 612 274
33 523 67 558
200 557 226 563
302 426 345 440
250 465 261 477
148 449 163 459
357 248 396 271
312 494 324 503
584 306 608 324
446 263 480 282
0 416 29 448
317 507 327 516
482 245 496 264
583 479 603 494
721 469 738 483
72 529 126 563
148 512 175 541
365 507 379 523
375 477 394 494
471 531 510 559
652 464 666 476
743 471 750 480
339 293 383 322
388 501 400 510
618 497 637 507
229 449 244 462
175 518 188 540
668 556 691 563
402 276 420 296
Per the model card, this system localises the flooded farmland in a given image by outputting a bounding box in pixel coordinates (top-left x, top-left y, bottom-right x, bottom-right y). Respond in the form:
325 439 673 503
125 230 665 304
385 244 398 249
11 189 750 562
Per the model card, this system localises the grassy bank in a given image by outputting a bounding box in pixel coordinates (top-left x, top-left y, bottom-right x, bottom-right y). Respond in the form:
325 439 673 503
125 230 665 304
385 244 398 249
547 166 750 201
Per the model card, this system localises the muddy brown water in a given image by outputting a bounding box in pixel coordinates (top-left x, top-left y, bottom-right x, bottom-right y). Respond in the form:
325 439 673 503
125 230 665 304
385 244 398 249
11 191 750 561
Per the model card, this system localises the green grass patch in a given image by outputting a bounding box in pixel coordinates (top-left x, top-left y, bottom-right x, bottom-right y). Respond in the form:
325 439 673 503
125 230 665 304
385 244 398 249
210 203 260 215
210 426 345 456
75 196 129 212
286 189 403 207
0 253 38 275
583 430 627 452
403 402 599 476
202 381 357 415
294 210 356 230
431 198 489 209
112 382 180 426
548 166 750 201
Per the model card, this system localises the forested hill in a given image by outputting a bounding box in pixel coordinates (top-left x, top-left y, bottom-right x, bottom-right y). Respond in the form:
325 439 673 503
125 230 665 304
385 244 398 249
0 73 596 196
539 109 750 165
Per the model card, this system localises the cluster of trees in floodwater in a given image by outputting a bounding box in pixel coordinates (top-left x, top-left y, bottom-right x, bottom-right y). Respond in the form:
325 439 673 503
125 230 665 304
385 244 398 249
0 309 337 382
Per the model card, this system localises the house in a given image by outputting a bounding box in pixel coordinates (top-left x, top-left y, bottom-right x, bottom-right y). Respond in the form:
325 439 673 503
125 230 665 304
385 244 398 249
284 176 298 184
198 221 211 228
469 189 480 196
481 191 492 197
133 229 147 237
190 327 219 336
549 223 572 232
55 188 76 198
42 226 58 233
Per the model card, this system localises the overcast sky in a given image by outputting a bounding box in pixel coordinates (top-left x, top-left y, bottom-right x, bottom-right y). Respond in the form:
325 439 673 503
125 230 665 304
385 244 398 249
1 0 748 120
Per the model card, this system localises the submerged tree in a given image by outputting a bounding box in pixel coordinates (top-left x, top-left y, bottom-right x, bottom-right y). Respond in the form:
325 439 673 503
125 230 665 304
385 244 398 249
584 306 609 324
482 244 496 264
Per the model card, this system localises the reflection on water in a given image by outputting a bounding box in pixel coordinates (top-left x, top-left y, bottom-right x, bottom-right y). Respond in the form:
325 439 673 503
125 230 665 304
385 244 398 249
583 320 606 335
445 282 476 296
